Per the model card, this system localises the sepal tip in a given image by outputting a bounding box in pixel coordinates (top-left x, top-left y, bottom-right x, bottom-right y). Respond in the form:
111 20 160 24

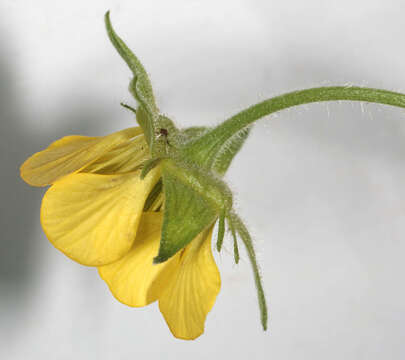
153 254 167 264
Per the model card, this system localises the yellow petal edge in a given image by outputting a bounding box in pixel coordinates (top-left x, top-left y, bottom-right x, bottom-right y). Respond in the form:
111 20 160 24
20 127 142 186
98 212 180 307
40 167 160 266
83 134 148 175
159 226 221 340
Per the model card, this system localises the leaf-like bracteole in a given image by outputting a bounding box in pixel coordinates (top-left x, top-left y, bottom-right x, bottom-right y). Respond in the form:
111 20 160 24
211 125 252 175
154 160 231 263
105 12 157 149
233 233 240 264
216 211 225 252
227 216 240 264
229 211 268 331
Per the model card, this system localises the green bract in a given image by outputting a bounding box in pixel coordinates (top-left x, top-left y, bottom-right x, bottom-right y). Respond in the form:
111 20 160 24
105 11 405 332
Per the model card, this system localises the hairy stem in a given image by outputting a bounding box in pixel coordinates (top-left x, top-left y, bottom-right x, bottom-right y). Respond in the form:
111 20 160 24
184 86 405 164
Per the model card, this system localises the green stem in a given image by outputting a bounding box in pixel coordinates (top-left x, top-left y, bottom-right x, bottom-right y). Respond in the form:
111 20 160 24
184 86 405 165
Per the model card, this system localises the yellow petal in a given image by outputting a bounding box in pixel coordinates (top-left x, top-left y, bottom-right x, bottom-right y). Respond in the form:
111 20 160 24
40 168 160 266
83 134 148 174
158 226 221 340
99 212 180 307
20 127 142 187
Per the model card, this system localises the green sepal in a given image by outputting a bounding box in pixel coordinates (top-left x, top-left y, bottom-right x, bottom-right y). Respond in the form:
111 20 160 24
140 157 164 179
153 115 181 155
105 12 158 113
179 127 209 143
154 159 232 263
170 126 209 150
216 212 225 252
211 125 252 175
143 179 162 211
180 124 252 176
136 105 154 147
156 115 179 137
105 11 158 150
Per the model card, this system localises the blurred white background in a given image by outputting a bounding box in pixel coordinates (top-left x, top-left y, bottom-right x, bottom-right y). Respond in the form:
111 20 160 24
1 0 405 359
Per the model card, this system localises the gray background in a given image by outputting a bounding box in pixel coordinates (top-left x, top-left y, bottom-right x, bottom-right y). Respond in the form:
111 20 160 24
1 0 405 358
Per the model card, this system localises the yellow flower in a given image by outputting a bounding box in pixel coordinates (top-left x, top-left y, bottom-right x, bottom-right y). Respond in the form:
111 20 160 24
20 12 269 341
99 212 220 340
22 9 405 342
20 126 221 340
